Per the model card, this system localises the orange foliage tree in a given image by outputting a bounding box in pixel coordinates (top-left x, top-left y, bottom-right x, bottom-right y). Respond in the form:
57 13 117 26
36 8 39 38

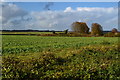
91 23 103 36
111 28 118 33
71 22 89 34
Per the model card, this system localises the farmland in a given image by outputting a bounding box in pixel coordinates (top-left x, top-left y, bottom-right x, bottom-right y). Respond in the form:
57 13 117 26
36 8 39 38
2 35 120 79
1 32 52 35
2 35 118 54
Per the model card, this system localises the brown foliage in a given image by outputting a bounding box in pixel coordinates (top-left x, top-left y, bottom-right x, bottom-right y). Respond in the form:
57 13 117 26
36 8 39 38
91 23 103 36
111 28 118 33
71 22 89 34
37 34 56 36
104 32 120 37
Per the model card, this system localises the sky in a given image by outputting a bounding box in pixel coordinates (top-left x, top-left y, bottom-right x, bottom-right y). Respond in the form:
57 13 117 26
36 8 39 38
0 0 119 2
1 2 119 31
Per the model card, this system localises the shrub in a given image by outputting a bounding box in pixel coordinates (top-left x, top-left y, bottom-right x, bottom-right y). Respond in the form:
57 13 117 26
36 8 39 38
52 31 56 34
104 32 114 37
104 32 120 37
64 29 68 34
114 32 120 37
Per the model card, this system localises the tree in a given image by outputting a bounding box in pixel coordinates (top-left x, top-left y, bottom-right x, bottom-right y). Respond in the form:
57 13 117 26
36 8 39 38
111 28 118 33
64 29 68 34
52 31 56 34
71 22 89 34
91 23 103 36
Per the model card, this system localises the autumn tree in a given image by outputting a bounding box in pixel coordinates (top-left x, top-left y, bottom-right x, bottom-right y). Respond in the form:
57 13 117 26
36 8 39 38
91 23 103 36
71 22 89 34
111 28 118 33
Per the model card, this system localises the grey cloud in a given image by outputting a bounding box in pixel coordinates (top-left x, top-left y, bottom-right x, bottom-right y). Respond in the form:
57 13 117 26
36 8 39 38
1 3 118 31
2 3 28 23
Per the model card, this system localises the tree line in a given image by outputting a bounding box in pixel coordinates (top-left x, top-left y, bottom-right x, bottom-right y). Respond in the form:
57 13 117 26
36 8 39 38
71 21 119 36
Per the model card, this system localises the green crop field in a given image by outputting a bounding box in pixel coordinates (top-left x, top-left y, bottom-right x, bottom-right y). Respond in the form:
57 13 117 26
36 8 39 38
1 32 52 34
2 35 120 79
2 35 118 54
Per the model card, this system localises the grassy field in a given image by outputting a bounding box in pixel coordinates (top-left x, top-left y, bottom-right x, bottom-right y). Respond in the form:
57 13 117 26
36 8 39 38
2 35 118 54
1 32 52 34
2 35 120 79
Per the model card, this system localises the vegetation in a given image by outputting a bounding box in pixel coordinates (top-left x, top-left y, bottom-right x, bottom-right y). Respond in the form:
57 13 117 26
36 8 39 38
71 22 89 34
1 32 52 35
2 35 120 79
52 31 56 34
2 42 120 79
2 36 118 55
1 21 120 79
111 28 118 33
104 32 120 37
64 29 69 34
91 23 103 36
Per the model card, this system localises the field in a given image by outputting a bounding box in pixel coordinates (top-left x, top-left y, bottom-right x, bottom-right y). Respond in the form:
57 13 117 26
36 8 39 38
1 32 52 35
2 35 118 54
2 35 120 79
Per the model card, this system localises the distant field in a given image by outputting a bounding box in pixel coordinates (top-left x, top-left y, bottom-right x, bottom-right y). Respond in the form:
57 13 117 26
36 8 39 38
1 32 52 34
2 35 118 54
2 35 120 79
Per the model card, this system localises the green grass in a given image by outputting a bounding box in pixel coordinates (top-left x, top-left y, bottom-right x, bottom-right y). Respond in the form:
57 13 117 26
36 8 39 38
2 35 118 55
2 35 120 79
1 32 52 34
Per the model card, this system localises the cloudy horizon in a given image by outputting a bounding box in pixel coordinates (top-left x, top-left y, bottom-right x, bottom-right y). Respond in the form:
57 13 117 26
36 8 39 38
1 2 118 31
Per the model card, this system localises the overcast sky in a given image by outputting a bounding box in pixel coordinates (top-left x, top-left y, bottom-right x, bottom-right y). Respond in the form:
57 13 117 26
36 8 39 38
1 2 118 30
